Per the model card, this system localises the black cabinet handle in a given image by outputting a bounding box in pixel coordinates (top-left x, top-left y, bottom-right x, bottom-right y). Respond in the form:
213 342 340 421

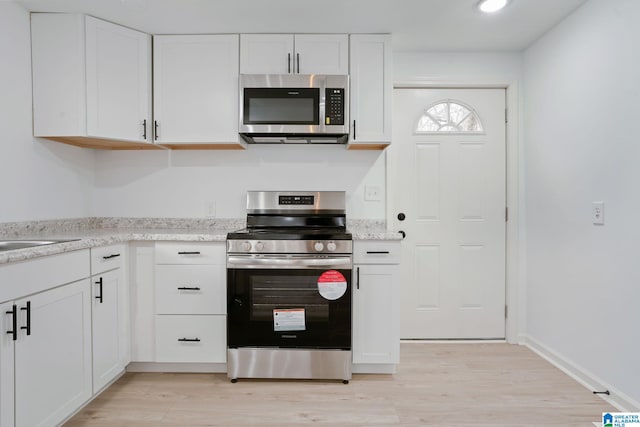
142 119 147 140
102 253 121 260
356 267 360 290
353 120 356 140
366 251 390 255
287 53 291 73
95 277 103 303
296 53 300 74
178 251 201 255
6 304 17 341
177 286 201 291
178 338 201 342
20 301 31 336
154 120 159 141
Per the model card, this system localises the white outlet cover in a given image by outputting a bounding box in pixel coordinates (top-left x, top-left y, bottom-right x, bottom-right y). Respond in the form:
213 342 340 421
592 201 604 225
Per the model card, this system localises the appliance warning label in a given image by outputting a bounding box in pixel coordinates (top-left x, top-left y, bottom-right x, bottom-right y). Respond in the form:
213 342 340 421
317 270 347 300
273 308 306 331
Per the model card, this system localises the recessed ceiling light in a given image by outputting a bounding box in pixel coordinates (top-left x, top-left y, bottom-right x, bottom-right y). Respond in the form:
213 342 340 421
477 0 509 13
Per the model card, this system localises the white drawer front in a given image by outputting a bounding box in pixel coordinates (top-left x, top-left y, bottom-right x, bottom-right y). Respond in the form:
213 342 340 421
155 242 225 265
353 241 401 265
155 315 226 363
155 265 225 315
91 244 126 275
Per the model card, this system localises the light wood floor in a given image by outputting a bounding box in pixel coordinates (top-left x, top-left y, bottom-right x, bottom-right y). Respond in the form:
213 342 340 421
65 343 614 426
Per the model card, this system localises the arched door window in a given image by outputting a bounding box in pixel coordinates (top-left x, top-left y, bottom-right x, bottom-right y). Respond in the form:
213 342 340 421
415 100 484 133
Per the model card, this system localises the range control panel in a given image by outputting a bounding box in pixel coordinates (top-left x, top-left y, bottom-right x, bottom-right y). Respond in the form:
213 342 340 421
279 195 315 205
325 88 345 126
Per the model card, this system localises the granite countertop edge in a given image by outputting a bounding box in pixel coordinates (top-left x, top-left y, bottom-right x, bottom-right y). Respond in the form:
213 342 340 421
0 222 402 265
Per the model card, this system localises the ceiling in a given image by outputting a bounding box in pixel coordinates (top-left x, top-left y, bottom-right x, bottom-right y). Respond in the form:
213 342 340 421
15 0 588 51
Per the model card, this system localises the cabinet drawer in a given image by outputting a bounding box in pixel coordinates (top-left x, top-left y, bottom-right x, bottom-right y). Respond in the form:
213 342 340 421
353 241 401 264
155 242 225 265
91 244 126 275
155 315 226 363
155 265 225 314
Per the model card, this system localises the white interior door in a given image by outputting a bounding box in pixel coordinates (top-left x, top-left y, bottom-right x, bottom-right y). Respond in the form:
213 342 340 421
391 88 506 339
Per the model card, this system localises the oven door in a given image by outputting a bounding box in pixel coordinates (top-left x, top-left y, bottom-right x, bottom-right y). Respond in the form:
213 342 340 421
227 255 352 350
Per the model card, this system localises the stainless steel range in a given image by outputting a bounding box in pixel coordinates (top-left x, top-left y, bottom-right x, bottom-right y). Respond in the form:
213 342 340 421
226 191 353 383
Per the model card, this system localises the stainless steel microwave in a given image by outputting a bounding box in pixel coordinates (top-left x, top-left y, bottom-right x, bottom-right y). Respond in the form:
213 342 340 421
239 74 349 144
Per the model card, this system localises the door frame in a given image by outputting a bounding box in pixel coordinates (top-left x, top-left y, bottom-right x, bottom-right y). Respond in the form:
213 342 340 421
389 80 521 344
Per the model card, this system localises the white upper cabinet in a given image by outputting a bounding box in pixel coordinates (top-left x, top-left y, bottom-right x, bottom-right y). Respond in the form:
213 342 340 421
31 14 154 149
348 34 392 149
153 35 243 148
240 34 348 75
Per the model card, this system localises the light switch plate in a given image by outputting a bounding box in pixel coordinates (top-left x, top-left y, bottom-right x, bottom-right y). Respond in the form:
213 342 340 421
592 201 604 225
365 185 382 201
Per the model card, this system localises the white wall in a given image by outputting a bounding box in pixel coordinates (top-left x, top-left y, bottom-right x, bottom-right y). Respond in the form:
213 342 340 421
91 146 386 219
524 0 640 408
0 2 94 223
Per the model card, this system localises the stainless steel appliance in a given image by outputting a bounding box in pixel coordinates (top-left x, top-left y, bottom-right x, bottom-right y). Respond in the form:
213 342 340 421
227 191 352 383
239 74 349 144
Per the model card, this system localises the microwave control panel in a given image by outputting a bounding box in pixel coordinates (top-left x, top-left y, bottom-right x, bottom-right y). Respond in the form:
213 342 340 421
325 88 345 126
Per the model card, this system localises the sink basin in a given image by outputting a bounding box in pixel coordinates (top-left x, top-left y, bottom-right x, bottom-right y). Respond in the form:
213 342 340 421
0 239 79 252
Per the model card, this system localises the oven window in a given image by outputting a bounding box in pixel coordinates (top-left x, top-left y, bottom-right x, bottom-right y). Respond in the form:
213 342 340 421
251 275 329 322
243 88 319 125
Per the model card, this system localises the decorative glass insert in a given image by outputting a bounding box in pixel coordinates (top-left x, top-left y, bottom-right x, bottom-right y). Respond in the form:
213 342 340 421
416 100 483 133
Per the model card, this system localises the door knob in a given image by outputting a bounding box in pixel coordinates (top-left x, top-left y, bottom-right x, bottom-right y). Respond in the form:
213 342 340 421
397 213 406 221
399 230 406 239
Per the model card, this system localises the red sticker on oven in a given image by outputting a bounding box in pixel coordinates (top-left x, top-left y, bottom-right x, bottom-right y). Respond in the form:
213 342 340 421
317 270 347 300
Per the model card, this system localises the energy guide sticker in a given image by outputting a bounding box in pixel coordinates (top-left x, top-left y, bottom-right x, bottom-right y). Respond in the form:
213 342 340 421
273 308 305 331
317 270 347 300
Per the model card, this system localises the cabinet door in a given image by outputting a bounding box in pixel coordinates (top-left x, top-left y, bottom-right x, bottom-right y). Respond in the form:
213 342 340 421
352 264 400 364
240 34 293 74
0 302 16 427
153 35 240 145
349 34 392 147
294 34 348 75
92 269 126 393
14 279 92 427
85 16 151 142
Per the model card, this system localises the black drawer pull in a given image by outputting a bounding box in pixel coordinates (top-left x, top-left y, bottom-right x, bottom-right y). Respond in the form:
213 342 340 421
178 251 201 255
102 253 121 260
366 251 390 255
178 338 201 342
20 301 31 336
6 304 17 341
177 286 201 291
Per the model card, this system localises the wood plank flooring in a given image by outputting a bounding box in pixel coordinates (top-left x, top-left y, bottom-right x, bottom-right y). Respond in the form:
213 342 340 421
65 343 614 426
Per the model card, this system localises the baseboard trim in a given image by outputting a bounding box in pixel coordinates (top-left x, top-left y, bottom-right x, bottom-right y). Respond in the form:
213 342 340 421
127 362 227 373
520 334 639 412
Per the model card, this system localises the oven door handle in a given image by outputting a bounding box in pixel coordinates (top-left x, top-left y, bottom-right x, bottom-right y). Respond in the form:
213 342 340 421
227 255 352 269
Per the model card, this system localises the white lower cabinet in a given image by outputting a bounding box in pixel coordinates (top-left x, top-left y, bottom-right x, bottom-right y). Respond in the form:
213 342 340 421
91 244 129 393
352 241 401 370
155 315 226 363
154 242 226 365
2 279 92 427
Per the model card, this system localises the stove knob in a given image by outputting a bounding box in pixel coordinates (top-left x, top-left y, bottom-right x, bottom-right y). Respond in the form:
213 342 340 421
255 241 265 251
241 241 251 252
326 241 337 252
314 242 324 252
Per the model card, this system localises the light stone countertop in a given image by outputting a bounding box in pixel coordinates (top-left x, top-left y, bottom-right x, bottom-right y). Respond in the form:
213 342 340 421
0 217 402 265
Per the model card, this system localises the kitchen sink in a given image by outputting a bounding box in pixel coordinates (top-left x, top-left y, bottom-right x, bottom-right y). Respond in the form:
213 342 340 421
0 239 79 252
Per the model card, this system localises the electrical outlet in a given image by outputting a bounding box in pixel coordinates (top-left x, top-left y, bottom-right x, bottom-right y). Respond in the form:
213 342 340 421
365 185 382 201
206 201 216 218
592 201 604 225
